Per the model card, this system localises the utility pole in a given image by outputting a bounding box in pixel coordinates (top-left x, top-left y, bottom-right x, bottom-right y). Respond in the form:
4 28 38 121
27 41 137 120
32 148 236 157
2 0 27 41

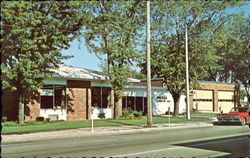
146 0 153 127
185 24 191 120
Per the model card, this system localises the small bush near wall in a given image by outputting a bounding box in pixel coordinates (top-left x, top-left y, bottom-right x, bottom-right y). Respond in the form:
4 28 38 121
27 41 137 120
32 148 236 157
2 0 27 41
36 116 45 122
122 108 142 120
98 113 106 119
2 116 7 122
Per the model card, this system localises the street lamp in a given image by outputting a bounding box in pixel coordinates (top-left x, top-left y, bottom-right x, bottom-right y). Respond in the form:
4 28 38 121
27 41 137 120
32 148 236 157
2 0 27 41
185 23 191 120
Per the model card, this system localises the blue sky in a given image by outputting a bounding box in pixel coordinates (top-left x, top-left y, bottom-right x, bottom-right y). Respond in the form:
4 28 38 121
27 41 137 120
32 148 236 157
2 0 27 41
62 2 249 71
62 40 104 71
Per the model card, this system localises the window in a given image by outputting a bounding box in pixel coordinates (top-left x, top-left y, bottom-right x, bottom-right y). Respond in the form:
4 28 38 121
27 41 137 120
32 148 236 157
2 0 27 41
218 99 234 102
230 107 248 113
122 96 147 114
193 99 213 102
41 85 66 109
91 87 111 108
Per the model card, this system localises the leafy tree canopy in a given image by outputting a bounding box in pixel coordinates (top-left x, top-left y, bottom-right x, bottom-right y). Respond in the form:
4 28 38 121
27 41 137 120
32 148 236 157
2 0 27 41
83 1 144 118
139 0 243 115
1 1 91 122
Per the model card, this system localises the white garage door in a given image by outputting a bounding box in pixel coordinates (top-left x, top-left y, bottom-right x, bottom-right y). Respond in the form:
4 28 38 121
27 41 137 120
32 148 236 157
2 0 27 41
193 90 213 112
218 91 234 113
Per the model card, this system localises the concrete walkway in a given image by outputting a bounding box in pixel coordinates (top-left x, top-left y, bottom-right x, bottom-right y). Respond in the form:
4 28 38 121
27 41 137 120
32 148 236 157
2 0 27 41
2 121 213 144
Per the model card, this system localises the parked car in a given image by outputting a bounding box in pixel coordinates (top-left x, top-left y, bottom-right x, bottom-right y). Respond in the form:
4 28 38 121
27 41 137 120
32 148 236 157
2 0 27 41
216 106 250 125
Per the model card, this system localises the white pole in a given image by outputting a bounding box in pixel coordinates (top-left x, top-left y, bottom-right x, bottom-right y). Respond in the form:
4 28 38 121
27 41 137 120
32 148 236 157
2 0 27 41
146 0 153 127
185 24 191 120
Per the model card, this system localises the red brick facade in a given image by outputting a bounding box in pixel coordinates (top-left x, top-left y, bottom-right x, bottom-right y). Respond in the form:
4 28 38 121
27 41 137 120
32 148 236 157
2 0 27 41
193 81 240 112
66 80 91 120
25 96 40 121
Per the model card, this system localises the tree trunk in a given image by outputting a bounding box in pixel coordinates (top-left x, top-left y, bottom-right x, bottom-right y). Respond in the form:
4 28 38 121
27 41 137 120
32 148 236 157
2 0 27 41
18 97 24 123
114 90 122 119
114 94 122 119
172 92 181 117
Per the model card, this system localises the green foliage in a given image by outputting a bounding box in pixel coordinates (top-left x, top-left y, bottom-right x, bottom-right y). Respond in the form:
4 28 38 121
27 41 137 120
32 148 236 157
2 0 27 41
36 116 45 122
2 121 18 127
84 1 144 118
122 108 143 120
2 116 8 122
139 1 242 116
1 1 91 123
208 14 250 99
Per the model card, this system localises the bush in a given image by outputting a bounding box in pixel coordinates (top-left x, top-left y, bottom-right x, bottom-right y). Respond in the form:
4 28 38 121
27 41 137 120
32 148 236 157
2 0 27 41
36 116 45 122
133 111 142 119
2 116 7 122
2 121 18 127
165 111 173 115
46 118 51 122
122 108 142 120
98 113 105 119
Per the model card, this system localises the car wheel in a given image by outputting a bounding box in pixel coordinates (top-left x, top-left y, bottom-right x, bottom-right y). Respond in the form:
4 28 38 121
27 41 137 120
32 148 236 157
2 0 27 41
240 117 246 126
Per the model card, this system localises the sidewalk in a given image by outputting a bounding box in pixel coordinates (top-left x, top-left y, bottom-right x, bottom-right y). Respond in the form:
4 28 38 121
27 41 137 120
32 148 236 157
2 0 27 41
2 121 213 144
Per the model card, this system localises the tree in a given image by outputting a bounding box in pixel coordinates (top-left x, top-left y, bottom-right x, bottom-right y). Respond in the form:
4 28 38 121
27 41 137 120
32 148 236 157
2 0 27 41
1 1 90 123
84 1 144 119
140 1 241 116
210 14 250 101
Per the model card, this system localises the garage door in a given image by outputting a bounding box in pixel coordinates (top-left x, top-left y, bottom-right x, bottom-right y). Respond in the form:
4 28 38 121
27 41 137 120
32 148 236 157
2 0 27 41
193 90 213 111
218 91 234 113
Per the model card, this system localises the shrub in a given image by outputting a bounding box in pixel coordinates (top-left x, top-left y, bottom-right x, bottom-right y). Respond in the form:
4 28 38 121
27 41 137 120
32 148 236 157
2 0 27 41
165 111 173 115
2 121 18 127
36 116 45 122
122 108 133 117
133 111 143 119
46 118 51 122
122 108 143 120
98 113 105 119
2 116 7 122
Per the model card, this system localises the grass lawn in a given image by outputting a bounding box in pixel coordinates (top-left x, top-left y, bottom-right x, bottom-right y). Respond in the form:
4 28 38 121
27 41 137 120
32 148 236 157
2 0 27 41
2 116 208 134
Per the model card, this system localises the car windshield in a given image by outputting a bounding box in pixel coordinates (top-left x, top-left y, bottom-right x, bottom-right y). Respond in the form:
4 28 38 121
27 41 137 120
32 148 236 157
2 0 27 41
230 107 248 113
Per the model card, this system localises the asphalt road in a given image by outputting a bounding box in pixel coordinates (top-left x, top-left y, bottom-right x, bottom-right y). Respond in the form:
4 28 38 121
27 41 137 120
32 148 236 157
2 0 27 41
2 125 250 157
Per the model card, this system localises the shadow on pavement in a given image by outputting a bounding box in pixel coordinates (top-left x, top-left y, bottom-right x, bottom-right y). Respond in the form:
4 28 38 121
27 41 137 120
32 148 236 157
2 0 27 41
173 134 250 158
212 122 243 126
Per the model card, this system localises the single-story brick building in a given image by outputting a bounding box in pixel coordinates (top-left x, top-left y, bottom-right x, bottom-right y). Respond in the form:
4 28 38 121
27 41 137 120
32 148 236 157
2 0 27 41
2 65 240 121
133 78 240 113
2 64 122 121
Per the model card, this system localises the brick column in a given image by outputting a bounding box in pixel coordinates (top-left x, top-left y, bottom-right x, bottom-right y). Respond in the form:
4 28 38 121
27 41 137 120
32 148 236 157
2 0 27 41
213 90 218 112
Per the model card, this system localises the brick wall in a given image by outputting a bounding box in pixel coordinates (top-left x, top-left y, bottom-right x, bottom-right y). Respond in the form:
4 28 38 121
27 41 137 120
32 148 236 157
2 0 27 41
25 95 40 121
66 80 91 121
195 81 240 112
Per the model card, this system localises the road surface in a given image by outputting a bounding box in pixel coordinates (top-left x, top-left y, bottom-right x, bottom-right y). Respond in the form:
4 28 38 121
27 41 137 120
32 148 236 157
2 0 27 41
2 125 250 157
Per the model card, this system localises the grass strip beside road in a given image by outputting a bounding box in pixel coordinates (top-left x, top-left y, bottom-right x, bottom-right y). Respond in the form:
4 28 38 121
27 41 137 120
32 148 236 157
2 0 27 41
2 116 208 134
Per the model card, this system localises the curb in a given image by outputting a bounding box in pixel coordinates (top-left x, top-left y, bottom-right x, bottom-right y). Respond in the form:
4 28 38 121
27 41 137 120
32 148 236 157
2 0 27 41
2 123 213 144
